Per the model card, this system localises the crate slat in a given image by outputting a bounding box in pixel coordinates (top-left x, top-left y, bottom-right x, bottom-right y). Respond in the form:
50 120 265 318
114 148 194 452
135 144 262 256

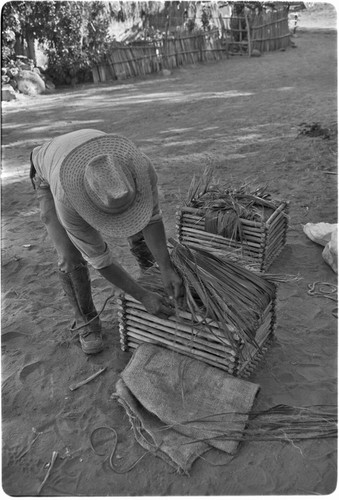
124 337 238 374
123 327 238 365
118 297 241 346
178 215 267 241
121 317 238 358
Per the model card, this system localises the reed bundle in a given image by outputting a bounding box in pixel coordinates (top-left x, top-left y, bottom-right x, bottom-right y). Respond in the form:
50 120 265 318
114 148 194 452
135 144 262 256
139 240 276 354
171 241 275 345
186 166 281 234
177 166 289 272
161 404 337 443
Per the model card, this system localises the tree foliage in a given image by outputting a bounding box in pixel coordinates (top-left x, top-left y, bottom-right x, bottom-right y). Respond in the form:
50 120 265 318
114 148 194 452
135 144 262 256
1 1 232 84
2 1 114 82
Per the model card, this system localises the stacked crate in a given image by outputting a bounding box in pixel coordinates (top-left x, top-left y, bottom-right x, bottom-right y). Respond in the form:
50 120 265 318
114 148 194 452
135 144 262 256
176 201 289 272
118 275 277 379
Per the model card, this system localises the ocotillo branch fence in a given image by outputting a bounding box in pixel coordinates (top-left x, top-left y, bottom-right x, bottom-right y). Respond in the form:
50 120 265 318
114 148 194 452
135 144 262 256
91 8 291 83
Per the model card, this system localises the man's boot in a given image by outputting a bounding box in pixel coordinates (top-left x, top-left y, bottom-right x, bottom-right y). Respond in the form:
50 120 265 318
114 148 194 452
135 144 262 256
129 237 155 273
58 264 104 354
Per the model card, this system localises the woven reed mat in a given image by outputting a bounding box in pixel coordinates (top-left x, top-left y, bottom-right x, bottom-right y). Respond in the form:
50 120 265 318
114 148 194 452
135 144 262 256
113 343 260 473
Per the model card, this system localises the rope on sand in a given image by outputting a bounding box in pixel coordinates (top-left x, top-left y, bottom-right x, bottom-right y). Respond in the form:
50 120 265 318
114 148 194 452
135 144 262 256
307 281 338 317
89 426 150 474
307 281 337 301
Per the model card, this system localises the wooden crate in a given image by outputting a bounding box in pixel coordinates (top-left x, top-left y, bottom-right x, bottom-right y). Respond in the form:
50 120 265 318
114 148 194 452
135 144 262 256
176 201 289 272
118 291 277 379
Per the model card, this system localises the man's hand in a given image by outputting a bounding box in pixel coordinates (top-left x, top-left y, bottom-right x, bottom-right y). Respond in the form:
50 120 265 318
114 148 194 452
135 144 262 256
141 291 174 318
160 266 184 301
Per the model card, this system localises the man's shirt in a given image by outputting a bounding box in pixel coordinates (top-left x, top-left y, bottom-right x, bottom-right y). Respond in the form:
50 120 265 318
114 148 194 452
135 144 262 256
32 129 162 269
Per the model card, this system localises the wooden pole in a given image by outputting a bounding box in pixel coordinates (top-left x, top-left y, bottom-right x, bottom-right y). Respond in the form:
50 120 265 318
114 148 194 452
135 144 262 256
245 13 251 57
123 322 238 360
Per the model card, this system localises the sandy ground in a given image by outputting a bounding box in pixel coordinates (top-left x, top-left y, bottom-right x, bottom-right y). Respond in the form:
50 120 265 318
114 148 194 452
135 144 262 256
1 11 337 498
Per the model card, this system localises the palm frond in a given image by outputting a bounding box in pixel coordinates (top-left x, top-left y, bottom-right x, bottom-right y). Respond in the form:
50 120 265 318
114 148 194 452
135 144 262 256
185 167 284 241
159 404 337 443
168 240 276 350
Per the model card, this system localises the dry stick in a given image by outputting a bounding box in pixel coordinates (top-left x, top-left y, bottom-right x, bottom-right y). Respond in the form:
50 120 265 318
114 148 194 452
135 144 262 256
17 429 43 460
179 226 262 248
175 235 264 262
118 302 243 355
264 246 285 271
177 229 258 251
266 215 289 238
119 302 239 347
265 223 287 246
37 451 58 495
69 367 107 391
265 219 287 245
245 13 251 57
180 214 266 237
180 241 260 264
120 294 257 354
243 317 273 354
125 338 236 374
265 202 288 226
264 247 284 269
251 15 289 30
124 328 237 368
266 217 288 240
265 228 286 254
241 339 272 374
265 235 285 259
125 312 238 349
181 207 265 228
120 296 238 334
123 321 237 360
179 234 263 257
122 314 237 353
180 222 265 243
252 32 291 43
179 214 265 234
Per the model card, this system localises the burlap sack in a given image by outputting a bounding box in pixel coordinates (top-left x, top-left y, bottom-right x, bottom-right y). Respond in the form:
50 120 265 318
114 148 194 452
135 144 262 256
113 344 260 472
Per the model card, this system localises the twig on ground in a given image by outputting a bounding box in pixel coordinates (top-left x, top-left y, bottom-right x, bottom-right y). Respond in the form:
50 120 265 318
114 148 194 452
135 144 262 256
69 367 107 391
37 450 58 495
18 428 43 460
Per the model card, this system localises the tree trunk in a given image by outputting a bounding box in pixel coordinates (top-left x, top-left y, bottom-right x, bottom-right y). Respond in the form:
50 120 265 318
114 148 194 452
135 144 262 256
14 35 25 56
26 35 36 64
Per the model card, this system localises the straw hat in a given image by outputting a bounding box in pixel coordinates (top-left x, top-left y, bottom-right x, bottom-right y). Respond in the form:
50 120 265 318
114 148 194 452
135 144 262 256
60 134 153 237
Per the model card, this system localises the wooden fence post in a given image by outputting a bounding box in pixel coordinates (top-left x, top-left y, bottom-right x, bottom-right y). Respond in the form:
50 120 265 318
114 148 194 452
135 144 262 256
245 13 251 57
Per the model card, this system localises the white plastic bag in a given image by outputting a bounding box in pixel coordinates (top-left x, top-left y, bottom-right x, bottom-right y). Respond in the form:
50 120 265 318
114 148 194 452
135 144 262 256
303 222 338 273
303 222 337 247
322 228 337 273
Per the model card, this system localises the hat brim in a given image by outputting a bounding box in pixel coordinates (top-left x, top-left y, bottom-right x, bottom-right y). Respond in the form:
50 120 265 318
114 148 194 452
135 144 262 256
60 135 153 238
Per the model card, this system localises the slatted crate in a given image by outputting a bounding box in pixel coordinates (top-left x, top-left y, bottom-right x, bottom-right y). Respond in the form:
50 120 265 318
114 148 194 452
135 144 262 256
117 290 277 379
176 201 289 272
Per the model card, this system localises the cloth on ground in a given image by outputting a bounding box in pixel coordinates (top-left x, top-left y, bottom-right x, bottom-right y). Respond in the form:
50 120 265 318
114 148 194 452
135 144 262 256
115 378 210 473
113 343 260 473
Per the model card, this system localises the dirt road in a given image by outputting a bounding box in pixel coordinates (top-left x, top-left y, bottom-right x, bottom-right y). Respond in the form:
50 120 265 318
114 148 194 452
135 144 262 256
2 25 337 496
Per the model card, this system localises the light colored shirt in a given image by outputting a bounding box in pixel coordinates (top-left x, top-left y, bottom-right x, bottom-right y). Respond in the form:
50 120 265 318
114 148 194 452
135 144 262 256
32 129 162 269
